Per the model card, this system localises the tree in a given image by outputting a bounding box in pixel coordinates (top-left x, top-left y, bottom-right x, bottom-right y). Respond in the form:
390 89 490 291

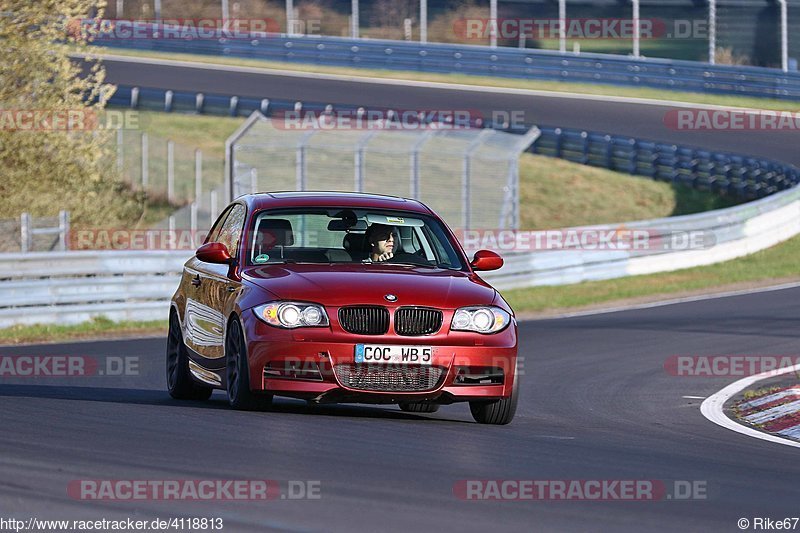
0 0 140 224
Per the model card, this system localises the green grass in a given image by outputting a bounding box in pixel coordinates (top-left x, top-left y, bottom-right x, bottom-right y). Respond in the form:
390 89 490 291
502 232 800 314
517 155 739 229
90 46 800 112
0 316 166 345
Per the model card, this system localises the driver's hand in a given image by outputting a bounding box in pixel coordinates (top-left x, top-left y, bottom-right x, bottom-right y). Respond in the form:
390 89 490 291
376 251 394 262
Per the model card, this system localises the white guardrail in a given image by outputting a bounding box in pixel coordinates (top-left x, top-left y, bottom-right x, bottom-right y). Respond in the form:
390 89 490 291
1 186 799 327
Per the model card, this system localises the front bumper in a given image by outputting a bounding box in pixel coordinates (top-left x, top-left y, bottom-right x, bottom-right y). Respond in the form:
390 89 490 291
241 312 518 404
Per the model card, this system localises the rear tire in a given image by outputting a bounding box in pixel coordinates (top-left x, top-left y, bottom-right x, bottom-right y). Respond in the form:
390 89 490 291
469 361 519 425
399 401 440 413
166 310 213 401
225 318 272 411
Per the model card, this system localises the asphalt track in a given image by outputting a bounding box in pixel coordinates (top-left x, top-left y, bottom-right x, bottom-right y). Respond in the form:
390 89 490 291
97 56 800 165
2 287 800 531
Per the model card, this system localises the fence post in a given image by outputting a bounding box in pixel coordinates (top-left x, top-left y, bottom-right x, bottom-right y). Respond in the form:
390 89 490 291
708 0 716 64
20 212 30 253
420 0 427 43
168 215 176 250
58 210 70 251
210 190 218 224
190 203 198 234
167 140 175 204
141 132 149 190
250 168 258 193
632 0 640 58
195 149 203 207
558 0 566 53
489 0 497 48
351 0 359 38
116 128 124 175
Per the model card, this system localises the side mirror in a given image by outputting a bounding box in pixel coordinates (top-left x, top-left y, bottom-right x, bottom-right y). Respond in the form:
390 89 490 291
470 250 503 271
196 242 232 264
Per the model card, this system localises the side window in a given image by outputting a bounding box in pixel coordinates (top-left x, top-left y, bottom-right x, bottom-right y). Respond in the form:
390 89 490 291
207 206 233 244
214 204 246 258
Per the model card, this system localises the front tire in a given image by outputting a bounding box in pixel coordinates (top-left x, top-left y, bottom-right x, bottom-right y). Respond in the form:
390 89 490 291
166 310 213 401
469 361 519 425
399 401 440 413
225 318 272 411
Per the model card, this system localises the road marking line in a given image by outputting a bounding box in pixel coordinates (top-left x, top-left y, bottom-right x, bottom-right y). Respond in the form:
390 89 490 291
73 52 784 113
701 362 800 449
682 396 706 399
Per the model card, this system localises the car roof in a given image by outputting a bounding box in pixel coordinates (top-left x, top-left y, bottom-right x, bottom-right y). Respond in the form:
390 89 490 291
240 191 434 215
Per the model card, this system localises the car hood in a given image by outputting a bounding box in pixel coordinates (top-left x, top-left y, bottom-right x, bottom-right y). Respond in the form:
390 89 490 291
242 263 496 309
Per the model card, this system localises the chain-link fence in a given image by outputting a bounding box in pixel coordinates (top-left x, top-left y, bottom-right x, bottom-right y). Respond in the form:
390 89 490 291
99 0 799 68
227 113 540 231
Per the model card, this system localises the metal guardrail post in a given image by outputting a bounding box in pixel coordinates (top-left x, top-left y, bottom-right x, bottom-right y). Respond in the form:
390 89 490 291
20 212 30 253
195 93 205 114
164 89 173 112
130 87 139 109
58 210 70 251
167 140 175 204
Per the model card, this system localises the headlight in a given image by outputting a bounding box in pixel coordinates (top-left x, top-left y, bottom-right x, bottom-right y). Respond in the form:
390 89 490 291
450 306 510 334
254 302 329 328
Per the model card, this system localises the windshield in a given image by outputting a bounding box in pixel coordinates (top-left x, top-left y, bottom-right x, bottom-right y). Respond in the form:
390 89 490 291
247 208 466 270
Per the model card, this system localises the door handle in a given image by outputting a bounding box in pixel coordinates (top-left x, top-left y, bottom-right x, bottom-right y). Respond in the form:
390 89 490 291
191 275 201 287
226 286 236 293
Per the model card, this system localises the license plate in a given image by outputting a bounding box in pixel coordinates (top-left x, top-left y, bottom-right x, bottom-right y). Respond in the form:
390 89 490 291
355 344 433 365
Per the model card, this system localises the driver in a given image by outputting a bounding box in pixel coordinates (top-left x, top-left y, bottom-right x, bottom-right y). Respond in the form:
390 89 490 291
365 223 395 262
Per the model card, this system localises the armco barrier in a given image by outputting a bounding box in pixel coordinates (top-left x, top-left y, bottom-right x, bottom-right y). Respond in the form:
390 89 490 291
92 30 800 100
109 85 800 200
1 183 799 326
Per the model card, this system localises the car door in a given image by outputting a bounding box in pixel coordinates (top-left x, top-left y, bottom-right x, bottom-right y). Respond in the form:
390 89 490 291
183 203 247 368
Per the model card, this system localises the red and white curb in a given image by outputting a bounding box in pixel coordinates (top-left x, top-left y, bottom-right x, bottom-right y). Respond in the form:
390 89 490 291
701 363 800 449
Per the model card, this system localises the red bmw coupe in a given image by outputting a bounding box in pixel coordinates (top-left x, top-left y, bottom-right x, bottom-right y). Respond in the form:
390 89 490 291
167 192 519 424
